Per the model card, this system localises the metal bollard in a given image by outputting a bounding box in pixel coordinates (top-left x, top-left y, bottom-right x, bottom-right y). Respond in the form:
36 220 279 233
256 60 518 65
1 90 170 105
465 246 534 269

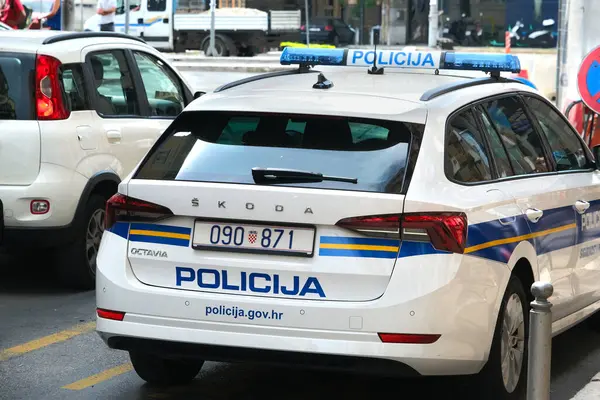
526 281 554 400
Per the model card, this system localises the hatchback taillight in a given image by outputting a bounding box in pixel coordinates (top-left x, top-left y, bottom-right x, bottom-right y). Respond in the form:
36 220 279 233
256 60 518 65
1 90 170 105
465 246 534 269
300 24 305 31
336 212 467 253
324 25 333 31
105 193 173 230
35 54 69 120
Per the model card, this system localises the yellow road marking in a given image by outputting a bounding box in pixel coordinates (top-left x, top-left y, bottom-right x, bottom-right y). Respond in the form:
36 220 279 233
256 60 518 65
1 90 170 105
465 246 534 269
465 223 577 253
319 243 399 252
62 362 133 390
129 229 190 240
0 321 96 362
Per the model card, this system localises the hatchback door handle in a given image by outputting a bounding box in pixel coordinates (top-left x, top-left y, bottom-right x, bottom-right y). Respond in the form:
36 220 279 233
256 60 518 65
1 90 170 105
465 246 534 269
106 129 121 143
526 208 543 223
575 200 591 214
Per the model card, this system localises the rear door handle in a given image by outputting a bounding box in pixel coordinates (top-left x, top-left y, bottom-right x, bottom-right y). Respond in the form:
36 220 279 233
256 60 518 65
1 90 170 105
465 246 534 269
106 129 122 143
526 208 544 223
575 200 591 214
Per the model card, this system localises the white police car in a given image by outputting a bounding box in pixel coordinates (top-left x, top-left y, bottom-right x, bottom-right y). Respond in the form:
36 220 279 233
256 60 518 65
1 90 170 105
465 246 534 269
96 48 600 398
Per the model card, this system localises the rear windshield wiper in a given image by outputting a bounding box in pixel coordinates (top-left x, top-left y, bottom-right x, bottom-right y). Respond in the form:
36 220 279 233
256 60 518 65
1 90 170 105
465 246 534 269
252 168 358 185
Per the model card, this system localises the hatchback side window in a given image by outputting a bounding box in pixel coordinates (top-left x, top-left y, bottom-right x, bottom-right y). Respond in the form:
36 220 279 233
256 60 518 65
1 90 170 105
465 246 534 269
61 64 88 112
132 51 186 117
476 107 515 178
445 109 492 183
483 97 550 175
87 51 141 117
524 96 589 171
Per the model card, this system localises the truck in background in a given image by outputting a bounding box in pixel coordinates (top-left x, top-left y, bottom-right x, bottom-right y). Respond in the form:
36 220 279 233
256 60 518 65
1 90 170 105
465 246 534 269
83 0 301 55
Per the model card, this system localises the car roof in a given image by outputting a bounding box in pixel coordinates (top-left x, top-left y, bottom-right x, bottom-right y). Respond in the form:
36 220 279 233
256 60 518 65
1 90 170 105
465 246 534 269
0 30 146 53
186 66 537 122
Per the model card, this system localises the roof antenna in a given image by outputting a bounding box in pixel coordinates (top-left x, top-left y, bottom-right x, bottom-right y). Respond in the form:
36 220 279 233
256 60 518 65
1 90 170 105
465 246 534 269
368 28 384 75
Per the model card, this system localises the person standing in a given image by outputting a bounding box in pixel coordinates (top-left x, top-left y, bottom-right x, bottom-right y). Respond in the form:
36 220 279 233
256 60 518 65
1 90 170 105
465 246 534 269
43 0 62 30
96 0 116 31
0 0 26 29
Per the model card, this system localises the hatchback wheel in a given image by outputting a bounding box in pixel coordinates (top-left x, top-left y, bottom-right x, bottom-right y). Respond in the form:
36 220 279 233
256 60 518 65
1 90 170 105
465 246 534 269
54 194 106 290
477 275 528 399
129 352 204 386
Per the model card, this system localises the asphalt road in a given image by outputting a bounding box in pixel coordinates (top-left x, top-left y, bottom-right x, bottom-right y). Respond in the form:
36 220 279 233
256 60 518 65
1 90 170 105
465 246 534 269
1 249 600 400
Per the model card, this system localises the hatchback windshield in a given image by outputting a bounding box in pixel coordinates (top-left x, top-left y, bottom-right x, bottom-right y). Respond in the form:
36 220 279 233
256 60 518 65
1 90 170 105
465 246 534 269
134 111 424 194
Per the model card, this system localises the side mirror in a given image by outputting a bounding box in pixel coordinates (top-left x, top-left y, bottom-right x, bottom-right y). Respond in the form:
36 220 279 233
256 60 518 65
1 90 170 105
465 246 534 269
193 91 205 99
593 145 600 170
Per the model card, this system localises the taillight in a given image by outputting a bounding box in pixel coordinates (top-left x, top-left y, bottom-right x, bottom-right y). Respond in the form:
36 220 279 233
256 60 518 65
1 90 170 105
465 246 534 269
105 193 173 230
335 214 401 238
378 333 441 344
335 212 467 253
402 213 467 254
35 54 69 120
300 24 305 31
325 25 333 31
97 308 125 321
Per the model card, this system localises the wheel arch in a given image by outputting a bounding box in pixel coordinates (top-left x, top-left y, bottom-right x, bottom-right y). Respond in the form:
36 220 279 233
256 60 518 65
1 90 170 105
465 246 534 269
72 171 121 229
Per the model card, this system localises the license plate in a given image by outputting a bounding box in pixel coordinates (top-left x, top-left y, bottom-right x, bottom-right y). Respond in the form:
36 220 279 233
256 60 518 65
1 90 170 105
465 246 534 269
192 220 315 257
309 28 321 31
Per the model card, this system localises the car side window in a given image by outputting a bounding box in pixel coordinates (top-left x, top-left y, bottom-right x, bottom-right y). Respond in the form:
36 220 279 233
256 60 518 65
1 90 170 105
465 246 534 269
61 64 88 112
445 109 493 183
483 96 550 175
524 96 589 171
475 107 515 178
147 0 166 11
87 51 141 117
132 51 186 117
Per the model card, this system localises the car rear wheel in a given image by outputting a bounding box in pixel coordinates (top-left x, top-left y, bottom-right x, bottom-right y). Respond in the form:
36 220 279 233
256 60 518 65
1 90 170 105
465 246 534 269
477 275 528 399
54 194 106 290
129 352 204 386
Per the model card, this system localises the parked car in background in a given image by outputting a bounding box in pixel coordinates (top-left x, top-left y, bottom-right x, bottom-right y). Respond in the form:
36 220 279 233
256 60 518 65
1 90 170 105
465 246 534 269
0 30 197 289
300 17 355 46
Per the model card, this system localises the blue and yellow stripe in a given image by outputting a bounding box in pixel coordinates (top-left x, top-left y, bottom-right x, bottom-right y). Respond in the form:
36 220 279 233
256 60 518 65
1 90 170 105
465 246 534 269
319 236 400 259
108 222 191 247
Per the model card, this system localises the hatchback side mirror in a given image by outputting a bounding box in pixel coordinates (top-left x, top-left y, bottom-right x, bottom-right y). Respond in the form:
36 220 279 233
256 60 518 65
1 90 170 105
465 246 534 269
593 145 600 170
194 91 205 99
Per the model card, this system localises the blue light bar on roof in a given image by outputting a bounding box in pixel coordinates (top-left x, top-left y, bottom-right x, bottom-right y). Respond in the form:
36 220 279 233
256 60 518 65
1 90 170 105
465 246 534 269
279 47 521 74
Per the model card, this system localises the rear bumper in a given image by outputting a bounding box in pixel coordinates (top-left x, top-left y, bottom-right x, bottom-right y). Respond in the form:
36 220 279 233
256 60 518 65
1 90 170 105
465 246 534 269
96 231 513 376
101 333 420 376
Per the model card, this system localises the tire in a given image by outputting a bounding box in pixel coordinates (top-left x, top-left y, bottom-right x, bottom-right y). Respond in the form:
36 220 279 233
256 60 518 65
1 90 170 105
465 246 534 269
476 275 529 399
54 194 107 290
202 36 228 56
333 34 340 47
129 352 204 386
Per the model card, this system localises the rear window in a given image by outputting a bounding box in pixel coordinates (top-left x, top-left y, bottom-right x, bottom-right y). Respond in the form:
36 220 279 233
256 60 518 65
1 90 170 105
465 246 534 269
0 52 35 121
134 111 424 194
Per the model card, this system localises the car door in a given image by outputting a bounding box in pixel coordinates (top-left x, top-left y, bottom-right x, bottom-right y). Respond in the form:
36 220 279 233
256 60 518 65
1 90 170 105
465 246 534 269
141 0 173 49
479 95 579 321
82 46 156 179
522 94 600 312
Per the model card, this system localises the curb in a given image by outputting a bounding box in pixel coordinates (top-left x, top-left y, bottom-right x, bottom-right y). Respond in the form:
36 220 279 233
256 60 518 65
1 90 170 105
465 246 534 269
570 373 600 399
